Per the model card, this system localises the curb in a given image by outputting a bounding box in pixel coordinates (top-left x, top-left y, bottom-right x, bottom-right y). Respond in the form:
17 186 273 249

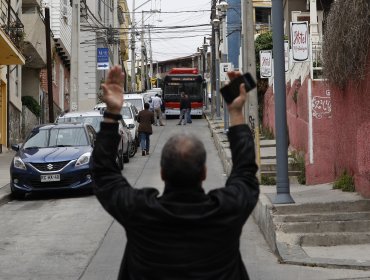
0 184 12 207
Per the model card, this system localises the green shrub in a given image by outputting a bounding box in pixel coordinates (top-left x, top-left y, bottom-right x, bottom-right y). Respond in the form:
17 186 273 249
22 96 40 117
261 126 274 139
290 150 306 185
260 175 276 185
333 171 355 192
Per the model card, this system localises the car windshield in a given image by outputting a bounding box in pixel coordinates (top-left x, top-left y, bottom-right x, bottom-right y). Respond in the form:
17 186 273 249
23 127 88 149
57 116 103 132
126 99 143 110
120 107 132 119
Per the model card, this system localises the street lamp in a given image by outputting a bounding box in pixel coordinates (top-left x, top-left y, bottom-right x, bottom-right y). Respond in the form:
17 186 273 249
212 18 221 119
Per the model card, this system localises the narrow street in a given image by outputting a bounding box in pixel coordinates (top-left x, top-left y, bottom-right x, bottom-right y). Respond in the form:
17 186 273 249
1 118 369 280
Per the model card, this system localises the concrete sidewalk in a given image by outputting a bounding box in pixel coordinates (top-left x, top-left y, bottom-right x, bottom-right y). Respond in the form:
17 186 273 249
205 111 370 271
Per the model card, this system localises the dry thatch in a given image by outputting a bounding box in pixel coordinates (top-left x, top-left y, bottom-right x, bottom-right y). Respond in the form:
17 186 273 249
322 0 370 89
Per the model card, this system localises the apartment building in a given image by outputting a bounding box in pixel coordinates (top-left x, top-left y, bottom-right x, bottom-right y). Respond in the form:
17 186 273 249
0 0 25 150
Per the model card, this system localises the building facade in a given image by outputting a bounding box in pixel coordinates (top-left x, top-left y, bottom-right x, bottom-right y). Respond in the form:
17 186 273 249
0 0 25 151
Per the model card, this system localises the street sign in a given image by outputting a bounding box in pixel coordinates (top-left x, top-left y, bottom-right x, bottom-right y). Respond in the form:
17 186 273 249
97 48 109 70
220 63 232 82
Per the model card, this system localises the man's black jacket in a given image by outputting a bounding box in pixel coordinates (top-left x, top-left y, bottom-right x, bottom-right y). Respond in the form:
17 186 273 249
92 122 259 280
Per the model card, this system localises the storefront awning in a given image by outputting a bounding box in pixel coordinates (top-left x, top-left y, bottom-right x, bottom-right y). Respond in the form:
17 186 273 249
0 28 25 65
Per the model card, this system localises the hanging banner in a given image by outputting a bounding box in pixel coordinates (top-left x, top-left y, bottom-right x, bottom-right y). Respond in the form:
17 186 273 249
284 40 289 72
260 50 272 78
291 21 309 62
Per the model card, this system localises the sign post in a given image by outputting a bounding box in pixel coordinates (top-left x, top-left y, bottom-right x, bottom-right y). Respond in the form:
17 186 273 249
97 48 109 70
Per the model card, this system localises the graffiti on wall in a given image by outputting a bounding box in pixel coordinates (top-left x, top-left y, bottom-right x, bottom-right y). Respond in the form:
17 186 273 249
312 90 332 119
249 115 256 139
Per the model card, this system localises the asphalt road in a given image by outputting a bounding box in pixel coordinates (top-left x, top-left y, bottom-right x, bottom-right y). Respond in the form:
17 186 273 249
1 117 370 280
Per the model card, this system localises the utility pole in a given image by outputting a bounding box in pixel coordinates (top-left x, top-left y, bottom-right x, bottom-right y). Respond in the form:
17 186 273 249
141 11 145 91
213 18 221 119
244 0 261 178
45 7 54 122
241 0 249 118
271 0 294 204
148 26 153 89
130 0 136 91
70 0 80 111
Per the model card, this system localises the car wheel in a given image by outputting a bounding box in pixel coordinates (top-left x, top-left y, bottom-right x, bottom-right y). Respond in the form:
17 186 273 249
123 146 130 163
11 188 25 200
116 153 124 170
129 141 136 158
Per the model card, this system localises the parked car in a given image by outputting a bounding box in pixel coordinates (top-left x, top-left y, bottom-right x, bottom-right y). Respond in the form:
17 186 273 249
55 110 134 167
94 102 139 150
10 123 96 198
124 93 145 111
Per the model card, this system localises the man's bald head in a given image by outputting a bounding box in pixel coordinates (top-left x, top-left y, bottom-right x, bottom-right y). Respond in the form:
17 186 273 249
160 133 206 187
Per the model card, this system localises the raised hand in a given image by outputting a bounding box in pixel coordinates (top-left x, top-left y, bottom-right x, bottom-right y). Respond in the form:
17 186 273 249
226 71 247 127
101 65 125 114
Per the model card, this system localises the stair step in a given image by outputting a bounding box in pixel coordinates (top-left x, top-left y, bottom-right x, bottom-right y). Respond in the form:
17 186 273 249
277 220 370 234
274 200 370 215
261 170 301 177
260 162 300 171
274 211 370 223
299 232 370 246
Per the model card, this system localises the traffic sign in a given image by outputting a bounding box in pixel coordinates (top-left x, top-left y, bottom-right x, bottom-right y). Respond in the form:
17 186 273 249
97 48 109 70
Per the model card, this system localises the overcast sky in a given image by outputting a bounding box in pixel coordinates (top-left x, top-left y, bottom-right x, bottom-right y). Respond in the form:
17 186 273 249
126 0 212 62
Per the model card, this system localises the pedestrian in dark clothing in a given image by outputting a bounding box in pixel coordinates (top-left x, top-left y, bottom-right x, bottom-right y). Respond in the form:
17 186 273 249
185 94 192 123
92 66 259 280
137 102 155 156
177 92 188 125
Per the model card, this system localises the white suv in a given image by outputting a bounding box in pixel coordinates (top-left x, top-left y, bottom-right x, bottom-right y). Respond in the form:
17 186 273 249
94 102 139 148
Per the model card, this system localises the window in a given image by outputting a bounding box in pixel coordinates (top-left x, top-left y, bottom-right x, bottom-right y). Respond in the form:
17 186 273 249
255 7 271 25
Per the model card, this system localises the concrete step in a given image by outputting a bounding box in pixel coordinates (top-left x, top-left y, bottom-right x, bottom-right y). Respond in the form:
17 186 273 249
261 170 302 177
274 200 370 214
274 211 370 223
260 162 300 172
277 219 370 234
260 139 276 147
299 232 370 246
277 232 370 246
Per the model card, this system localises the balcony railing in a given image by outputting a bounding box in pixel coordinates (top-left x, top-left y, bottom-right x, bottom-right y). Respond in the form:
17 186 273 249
0 0 24 50
311 40 324 80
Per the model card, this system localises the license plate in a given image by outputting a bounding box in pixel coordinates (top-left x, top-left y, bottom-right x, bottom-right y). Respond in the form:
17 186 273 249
40 174 60 182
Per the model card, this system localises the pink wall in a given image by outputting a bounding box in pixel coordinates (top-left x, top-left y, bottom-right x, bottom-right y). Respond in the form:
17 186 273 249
262 55 370 197
331 55 370 197
262 78 335 186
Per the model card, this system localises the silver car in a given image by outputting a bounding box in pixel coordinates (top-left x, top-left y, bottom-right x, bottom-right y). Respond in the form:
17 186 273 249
55 111 134 169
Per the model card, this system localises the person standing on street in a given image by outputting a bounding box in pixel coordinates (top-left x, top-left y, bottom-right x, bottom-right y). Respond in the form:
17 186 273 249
92 65 259 280
178 92 188 125
137 102 155 156
185 94 192 124
151 94 164 126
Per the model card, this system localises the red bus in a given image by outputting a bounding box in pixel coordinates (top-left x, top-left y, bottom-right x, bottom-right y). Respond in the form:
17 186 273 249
163 68 204 117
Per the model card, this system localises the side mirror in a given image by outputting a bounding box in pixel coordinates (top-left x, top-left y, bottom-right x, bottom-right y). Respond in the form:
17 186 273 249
128 124 135 129
11 144 20 151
